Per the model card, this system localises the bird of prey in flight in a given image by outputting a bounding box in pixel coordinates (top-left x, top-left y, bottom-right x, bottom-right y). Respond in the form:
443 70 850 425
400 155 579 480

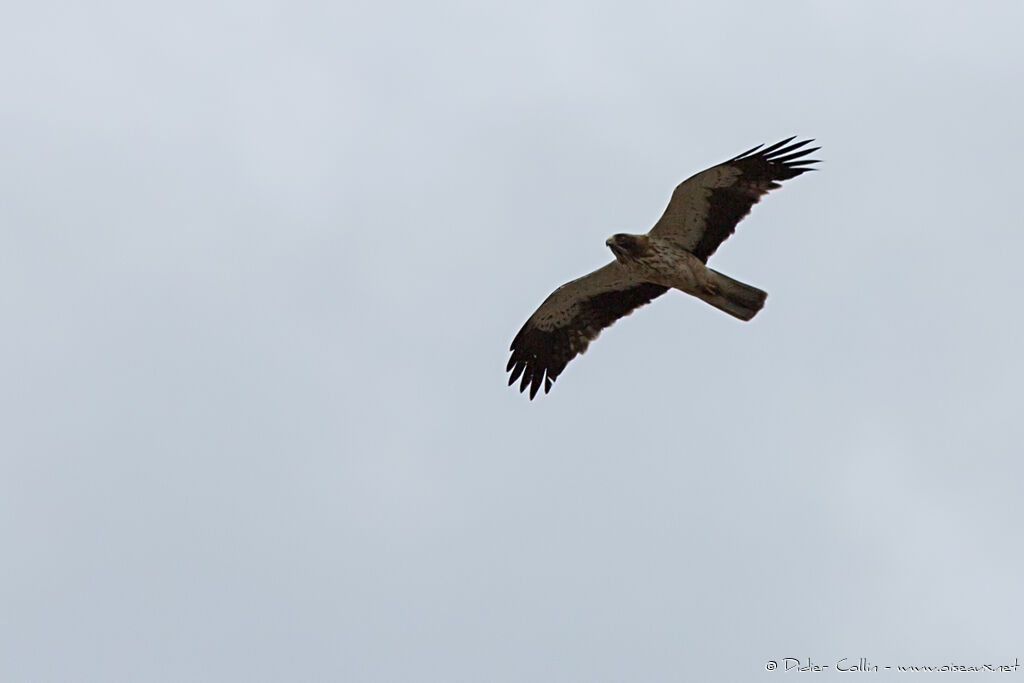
506 137 819 399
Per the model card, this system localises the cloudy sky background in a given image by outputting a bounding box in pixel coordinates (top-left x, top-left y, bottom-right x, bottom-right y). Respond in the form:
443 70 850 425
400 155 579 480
3 2 1023 681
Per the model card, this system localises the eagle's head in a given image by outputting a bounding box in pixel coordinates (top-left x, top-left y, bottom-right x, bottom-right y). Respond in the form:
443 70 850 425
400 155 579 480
606 233 647 264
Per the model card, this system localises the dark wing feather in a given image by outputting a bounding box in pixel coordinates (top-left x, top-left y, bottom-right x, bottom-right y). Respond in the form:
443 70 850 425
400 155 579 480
649 137 819 262
506 262 667 399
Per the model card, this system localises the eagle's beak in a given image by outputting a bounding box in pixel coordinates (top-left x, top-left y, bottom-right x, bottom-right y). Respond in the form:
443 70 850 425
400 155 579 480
606 238 626 262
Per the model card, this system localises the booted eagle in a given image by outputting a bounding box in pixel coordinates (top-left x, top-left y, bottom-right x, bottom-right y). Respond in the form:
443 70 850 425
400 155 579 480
507 137 819 399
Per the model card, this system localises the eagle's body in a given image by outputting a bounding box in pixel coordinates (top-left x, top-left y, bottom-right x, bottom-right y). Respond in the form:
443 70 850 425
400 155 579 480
507 137 819 399
606 233 768 321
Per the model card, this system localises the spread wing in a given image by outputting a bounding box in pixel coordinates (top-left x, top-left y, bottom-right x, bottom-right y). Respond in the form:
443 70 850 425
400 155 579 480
649 137 819 262
507 262 667 399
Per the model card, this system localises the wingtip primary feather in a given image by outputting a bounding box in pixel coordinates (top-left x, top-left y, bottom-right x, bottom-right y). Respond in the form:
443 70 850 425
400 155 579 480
756 135 799 156
529 374 543 399
730 143 765 161
507 362 524 385
773 153 819 167
765 139 813 160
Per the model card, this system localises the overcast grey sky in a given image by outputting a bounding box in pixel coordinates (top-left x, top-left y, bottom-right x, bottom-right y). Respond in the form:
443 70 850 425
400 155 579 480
3 1 1023 681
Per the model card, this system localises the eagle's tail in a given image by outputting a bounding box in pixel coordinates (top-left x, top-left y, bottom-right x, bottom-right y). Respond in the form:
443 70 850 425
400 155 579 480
697 270 767 321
